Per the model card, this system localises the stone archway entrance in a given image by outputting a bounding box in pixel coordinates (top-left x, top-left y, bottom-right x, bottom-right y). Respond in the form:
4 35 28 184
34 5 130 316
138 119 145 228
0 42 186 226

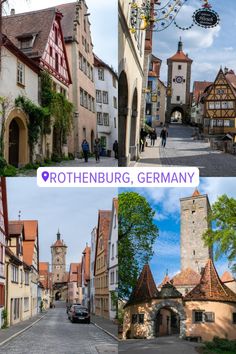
129 88 138 161
155 307 180 337
150 300 186 338
5 109 29 167
55 291 61 301
9 119 20 167
171 107 184 124
118 70 128 166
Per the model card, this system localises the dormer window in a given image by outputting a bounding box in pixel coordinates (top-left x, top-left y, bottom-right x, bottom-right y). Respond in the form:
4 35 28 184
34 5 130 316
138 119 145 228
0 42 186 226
16 32 38 50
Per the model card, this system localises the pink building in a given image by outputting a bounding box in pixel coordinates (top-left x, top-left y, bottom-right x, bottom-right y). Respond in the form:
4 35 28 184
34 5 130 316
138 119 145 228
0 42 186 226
68 263 81 304
0 178 8 328
57 1 97 156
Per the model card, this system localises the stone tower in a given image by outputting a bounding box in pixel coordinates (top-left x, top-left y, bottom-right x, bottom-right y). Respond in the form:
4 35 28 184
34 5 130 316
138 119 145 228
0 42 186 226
180 190 213 274
51 230 67 284
166 39 193 124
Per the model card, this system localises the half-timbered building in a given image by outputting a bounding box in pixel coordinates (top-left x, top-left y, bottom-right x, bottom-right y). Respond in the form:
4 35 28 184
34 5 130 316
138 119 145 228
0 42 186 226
3 8 72 160
203 68 236 137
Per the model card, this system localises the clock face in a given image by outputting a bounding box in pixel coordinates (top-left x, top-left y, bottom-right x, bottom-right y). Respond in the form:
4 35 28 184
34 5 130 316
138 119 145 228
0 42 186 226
56 248 61 254
175 76 183 84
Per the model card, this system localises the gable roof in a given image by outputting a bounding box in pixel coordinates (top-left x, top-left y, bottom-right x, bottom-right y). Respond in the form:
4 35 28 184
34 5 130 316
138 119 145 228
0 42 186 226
96 210 112 259
171 268 201 287
94 54 118 79
8 221 23 236
221 271 235 283
125 264 159 307
3 9 56 60
69 262 80 282
159 283 182 299
158 274 170 288
192 81 213 103
185 259 236 303
3 8 72 85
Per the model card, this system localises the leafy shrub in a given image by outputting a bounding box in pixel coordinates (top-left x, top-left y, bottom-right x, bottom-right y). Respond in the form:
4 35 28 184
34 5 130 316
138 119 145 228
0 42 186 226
205 337 236 352
2 165 17 177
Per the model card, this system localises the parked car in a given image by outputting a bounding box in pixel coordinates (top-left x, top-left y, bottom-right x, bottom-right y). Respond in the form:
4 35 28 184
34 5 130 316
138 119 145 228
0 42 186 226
68 305 90 324
66 303 81 314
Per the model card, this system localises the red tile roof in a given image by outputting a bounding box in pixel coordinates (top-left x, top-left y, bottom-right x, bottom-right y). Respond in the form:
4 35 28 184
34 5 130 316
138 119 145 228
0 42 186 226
69 263 80 282
185 259 236 302
3 9 56 59
168 50 192 63
171 268 201 287
8 222 23 236
193 81 213 103
192 189 201 197
125 264 159 307
221 271 235 283
158 274 171 288
39 262 49 272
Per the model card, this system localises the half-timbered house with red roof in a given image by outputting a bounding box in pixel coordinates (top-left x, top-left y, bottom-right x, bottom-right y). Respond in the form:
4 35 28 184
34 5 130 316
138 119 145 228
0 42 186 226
202 68 236 138
2 8 72 162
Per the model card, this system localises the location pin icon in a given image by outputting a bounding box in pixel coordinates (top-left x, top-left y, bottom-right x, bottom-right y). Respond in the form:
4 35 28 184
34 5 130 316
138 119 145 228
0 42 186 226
42 171 49 182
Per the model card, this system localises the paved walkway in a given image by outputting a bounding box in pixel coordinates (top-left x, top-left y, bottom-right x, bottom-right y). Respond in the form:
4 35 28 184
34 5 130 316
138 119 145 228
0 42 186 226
119 336 203 354
1 306 117 353
91 314 118 339
0 312 46 346
17 157 118 177
136 125 236 176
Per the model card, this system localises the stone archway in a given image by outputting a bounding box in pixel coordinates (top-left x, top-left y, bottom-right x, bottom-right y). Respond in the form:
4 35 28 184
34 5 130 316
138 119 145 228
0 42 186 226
171 107 184 124
55 291 61 301
118 70 128 166
4 108 29 167
129 88 138 161
149 300 186 339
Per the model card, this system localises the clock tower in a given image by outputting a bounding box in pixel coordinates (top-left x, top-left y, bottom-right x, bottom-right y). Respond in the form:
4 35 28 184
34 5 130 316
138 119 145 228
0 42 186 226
166 39 193 124
51 230 67 284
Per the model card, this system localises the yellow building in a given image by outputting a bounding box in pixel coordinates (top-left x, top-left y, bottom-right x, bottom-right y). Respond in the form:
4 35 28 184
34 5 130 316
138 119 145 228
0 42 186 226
123 260 236 342
5 222 31 326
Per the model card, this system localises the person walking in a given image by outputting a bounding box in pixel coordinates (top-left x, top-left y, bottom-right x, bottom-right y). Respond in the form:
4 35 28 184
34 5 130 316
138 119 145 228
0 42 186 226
94 138 101 162
160 127 168 148
150 130 157 147
113 140 118 159
81 139 90 162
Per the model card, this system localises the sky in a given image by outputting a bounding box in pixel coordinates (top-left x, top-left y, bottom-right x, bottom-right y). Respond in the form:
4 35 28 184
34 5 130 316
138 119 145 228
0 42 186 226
151 0 236 87
4 0 117 70
6 178 117 271
120 177 236 286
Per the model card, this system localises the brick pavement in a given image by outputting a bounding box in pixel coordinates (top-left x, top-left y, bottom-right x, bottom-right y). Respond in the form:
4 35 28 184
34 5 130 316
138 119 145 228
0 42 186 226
91 314 118 339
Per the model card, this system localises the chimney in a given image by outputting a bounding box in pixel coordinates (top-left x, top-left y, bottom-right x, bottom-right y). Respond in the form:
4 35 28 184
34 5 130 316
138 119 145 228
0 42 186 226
10 9 15 16
224 67 229 74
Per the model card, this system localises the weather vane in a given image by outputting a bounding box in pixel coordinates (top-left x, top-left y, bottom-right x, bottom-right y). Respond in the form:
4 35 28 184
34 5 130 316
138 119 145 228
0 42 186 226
129 0 220 33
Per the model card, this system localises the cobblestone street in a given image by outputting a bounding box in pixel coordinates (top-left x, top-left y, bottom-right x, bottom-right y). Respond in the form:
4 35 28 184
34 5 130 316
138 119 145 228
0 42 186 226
1 303 118 354
136 125 236 176
119 336 202 354
17 157 118 177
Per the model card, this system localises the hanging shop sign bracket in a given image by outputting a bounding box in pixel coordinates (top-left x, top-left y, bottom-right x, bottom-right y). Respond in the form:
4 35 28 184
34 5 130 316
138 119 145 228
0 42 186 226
129 0 220 33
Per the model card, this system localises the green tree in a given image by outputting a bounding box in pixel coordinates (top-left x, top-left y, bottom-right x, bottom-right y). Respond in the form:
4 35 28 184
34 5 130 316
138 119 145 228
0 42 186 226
203 194 236 272
119 192 159 300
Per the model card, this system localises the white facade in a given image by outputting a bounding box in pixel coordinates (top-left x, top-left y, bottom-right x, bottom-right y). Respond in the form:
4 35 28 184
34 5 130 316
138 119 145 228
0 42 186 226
108 199 118 320
171 62 188 105
0 47 39 106
90 227 97 314
94 61 118 155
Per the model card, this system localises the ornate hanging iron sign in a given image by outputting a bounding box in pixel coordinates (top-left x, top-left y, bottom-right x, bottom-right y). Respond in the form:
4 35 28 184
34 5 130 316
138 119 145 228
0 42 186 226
193 8 220 28
129 0 220 33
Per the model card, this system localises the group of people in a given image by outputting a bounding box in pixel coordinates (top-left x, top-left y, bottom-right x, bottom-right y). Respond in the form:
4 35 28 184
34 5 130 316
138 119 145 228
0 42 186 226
140 126 169 151
81 139 118 163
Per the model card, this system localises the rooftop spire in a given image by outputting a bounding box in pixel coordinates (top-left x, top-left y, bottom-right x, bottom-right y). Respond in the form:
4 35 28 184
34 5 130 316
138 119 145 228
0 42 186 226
178 37 183 52
57 229 61 241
